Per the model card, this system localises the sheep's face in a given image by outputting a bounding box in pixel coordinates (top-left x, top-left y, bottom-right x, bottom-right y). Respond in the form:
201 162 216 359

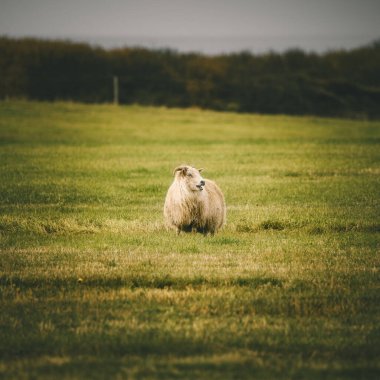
174 165 205 192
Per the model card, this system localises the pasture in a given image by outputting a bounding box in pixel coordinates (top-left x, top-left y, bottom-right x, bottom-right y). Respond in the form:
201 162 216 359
0 100 379 379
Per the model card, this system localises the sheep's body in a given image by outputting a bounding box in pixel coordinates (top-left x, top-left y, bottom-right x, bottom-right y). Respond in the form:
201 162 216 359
164 165 226 235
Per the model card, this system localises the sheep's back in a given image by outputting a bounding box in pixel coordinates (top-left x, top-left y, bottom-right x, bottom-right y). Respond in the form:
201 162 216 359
203 179 226 229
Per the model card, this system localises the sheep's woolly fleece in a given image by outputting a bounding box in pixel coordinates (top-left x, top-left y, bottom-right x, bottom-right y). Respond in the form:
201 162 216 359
164 165 226 235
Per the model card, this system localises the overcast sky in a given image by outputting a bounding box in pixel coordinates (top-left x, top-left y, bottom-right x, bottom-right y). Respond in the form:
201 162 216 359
1 0 379 52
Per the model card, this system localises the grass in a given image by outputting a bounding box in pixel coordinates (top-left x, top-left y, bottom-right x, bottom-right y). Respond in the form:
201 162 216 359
0 100 379 379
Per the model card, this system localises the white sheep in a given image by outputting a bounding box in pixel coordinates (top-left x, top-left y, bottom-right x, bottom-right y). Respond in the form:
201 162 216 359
164 165 226 235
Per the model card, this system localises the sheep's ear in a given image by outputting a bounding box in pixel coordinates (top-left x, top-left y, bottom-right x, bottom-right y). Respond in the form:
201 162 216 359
173 166 188 176
197 168 204 173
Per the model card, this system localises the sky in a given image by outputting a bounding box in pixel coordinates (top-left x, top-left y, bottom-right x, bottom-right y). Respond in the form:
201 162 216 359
1 0 379 53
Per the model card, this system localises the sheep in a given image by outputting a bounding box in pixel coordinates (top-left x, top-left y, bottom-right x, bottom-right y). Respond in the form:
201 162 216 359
164 165 226 235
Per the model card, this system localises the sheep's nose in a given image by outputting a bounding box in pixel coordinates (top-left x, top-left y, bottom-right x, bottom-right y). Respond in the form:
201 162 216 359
200 180 205 186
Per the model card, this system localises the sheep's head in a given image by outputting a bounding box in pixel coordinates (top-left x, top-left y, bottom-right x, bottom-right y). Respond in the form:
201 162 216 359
174 165 205 192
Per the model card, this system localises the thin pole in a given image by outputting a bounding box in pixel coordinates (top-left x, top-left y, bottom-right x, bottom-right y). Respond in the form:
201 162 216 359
113 76 119 105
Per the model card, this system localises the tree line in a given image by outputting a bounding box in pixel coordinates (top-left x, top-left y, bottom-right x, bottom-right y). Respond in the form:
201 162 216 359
1 36 380 118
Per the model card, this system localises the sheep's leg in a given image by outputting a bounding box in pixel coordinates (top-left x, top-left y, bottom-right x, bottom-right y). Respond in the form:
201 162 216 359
205 226 216 236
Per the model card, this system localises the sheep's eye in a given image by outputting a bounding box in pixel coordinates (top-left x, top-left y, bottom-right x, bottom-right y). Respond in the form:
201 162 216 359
187 173 193 177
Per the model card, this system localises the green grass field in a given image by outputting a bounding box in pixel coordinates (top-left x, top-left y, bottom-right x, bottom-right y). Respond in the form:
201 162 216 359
0 100 379 379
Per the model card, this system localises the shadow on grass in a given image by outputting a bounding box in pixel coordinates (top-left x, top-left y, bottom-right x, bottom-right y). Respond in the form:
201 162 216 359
1 355 281 380
0 275 283 290
236 219 380 234
4 357 380 380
